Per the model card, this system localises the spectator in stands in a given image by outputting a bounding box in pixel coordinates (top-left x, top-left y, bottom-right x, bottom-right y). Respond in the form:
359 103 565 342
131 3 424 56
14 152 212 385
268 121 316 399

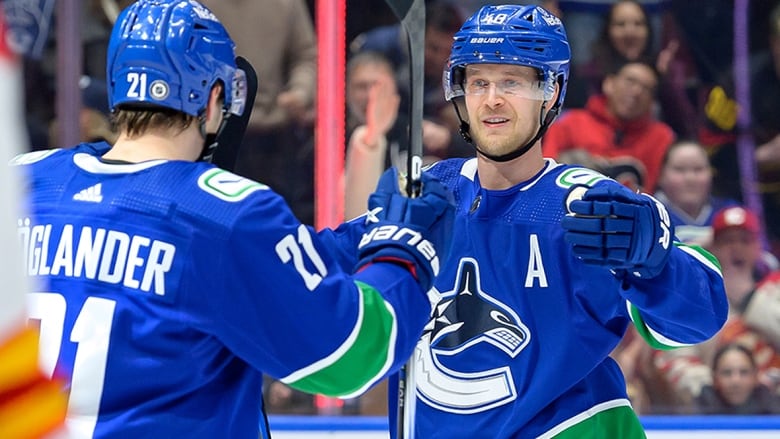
350 0 472 161
566 0 656 108
346 52 401 140
564 0 699 139
709 207 780 390
343 51 404 220
614 141 737 413
711 207 772 319
654 140 736 246
201 0 318 224
10 1 117 149
654 206 780 408
48 76 117 146
695 343 780 415
543 58 675 192
610 326 681 414
556 0 669 68
700 3 780 259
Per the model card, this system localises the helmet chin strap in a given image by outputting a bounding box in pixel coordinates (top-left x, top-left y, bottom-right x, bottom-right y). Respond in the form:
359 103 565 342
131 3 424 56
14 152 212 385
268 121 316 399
452 100 558 163
199 112 229 162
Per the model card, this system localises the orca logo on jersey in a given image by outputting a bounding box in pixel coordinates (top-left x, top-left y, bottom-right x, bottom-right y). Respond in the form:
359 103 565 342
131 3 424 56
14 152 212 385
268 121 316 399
415 258 530 414
358 225 439 274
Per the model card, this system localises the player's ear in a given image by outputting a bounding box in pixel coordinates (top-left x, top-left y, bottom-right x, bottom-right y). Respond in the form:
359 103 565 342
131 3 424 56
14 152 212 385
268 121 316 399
544 83 560 112
205 83 224 121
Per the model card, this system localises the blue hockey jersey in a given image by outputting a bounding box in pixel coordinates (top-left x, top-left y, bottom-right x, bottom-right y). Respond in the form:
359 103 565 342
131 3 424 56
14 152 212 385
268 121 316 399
394 158 727 438
13 142 430 438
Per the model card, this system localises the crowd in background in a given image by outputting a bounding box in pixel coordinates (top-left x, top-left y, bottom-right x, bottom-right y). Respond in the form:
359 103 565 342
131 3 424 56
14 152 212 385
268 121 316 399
9 0 780 417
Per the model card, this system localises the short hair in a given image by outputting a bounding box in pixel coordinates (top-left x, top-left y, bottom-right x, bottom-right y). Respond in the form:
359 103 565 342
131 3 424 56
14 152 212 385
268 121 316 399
346 51 395 80
660 139 709 168
712 343 757 372
605 57 658 80
594 0 655 62
111 108 198 139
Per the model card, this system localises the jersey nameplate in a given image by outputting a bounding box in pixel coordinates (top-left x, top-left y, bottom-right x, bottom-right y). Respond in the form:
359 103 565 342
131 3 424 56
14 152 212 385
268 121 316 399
19 219 176 296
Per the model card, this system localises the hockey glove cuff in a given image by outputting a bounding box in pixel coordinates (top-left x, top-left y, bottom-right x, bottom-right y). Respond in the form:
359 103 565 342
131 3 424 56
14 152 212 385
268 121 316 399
356 167 455 291
561 182 674 279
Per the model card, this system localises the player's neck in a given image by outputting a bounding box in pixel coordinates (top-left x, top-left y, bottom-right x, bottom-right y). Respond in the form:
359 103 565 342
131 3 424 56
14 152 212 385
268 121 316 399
103 128 203 163
477 146 545 190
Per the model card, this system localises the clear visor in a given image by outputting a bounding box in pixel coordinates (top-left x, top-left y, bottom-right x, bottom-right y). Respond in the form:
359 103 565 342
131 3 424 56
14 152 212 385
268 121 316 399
444 65 554 102
228 68 248 117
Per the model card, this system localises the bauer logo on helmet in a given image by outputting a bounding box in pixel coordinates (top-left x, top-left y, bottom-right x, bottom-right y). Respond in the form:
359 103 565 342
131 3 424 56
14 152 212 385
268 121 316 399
469 37 504 44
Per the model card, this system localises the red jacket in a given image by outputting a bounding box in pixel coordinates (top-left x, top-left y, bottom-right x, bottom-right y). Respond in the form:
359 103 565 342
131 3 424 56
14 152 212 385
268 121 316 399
543 94 675 192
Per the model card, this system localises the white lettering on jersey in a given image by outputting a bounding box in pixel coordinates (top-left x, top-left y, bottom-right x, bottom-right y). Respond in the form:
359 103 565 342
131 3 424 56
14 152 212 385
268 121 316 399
19 219 175 296
525 234 547 288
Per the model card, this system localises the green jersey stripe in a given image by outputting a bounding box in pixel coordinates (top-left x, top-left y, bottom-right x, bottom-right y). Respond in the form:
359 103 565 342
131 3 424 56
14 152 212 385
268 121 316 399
283 281 396 397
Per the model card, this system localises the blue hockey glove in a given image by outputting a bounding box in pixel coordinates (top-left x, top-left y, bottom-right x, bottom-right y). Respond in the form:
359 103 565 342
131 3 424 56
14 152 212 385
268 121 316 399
561 183 674 279
356 167 455 292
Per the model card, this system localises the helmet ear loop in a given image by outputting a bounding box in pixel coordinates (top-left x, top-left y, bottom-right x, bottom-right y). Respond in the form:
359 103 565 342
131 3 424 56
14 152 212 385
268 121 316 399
199 83 230 161
539 101 556 131
451 97 472 144
199 107 231 162
534 100 559 143
538 74 564 136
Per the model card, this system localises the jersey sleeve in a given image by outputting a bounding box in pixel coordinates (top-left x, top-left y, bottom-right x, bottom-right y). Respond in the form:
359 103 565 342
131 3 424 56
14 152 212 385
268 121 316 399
188 191 430 398
313 215 367 274
562 172 728 349
620 242 728 349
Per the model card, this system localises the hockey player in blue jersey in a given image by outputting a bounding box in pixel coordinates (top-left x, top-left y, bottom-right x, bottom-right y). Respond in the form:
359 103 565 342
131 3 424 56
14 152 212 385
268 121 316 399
11 1 456 437
385 4 729 438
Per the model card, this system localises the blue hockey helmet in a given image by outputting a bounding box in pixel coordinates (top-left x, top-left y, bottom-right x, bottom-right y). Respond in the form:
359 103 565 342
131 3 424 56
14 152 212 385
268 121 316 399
443 5 570 112
106 0 246 118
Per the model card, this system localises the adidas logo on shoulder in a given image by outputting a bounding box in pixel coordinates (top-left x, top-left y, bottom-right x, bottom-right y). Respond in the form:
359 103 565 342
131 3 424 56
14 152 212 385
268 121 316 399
73 183 104 203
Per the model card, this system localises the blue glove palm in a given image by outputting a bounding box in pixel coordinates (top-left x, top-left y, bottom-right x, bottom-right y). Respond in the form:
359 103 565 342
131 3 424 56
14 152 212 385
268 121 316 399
357 167 455 292
561 183 674 279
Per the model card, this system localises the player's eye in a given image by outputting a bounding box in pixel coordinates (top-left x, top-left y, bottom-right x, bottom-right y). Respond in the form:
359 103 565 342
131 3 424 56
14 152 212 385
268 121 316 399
498 79 522 95
466 78 490 94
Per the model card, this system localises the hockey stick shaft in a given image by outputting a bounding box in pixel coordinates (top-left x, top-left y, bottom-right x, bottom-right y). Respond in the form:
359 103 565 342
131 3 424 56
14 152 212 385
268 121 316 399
384 2 425 437
209 56 258 171
385 0 425 198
